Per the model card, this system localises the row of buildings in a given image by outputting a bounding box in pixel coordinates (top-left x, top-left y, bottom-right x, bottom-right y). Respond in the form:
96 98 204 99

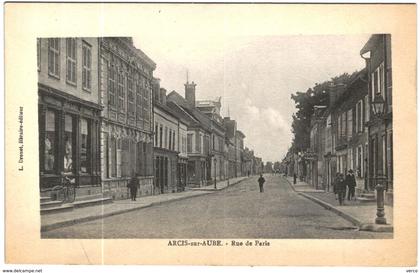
38 37 263 200
283 34 393 205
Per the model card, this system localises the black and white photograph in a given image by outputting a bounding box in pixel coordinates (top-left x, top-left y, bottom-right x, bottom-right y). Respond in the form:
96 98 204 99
38 34 394 240
4 3 416 267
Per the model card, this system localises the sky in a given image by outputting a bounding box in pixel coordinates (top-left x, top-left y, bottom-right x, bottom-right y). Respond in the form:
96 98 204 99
133 34 370 163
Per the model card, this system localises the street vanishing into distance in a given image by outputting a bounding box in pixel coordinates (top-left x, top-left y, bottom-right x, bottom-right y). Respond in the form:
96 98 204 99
42 176 392 239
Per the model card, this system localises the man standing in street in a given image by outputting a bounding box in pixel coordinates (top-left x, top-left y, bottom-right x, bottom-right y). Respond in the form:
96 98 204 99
346 169 356 201
258 174 265 193
128 172 140 201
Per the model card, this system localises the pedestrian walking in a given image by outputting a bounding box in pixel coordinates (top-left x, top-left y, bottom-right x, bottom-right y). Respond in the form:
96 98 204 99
346 169 356 201
336 173 347 205
127 172 140 201
258 174 265 193
293 173 297 185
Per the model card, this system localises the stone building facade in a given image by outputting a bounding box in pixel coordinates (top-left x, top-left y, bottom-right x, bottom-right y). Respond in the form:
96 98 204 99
98 37 155 199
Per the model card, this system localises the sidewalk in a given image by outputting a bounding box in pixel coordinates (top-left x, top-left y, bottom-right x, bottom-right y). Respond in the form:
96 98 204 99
41 176 250 232
284 176 393 233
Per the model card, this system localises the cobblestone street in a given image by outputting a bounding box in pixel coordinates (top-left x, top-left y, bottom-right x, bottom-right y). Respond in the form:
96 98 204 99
42 175 392 239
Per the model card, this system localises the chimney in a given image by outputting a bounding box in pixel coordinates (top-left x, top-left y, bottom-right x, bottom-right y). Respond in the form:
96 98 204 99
185 81 196 107
152 78 161 103
160 88 167 105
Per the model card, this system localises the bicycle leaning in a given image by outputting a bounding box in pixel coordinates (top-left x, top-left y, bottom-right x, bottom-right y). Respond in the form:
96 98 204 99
51 176 76 203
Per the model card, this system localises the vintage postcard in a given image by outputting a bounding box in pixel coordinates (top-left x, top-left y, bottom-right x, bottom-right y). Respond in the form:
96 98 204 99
4 3 417 266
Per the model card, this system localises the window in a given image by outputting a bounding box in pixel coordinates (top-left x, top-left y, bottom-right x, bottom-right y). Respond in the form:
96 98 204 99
159 126 163 148
63 114 74 173
169 129 172 150
196 133 201 153
80 118 90 173
136 79 143 120
165 127 168 149
187 134 192 153
66 38 77 85
48 38 60 78
154 123 158 146
82 41 92 90
337 115 341 139
44 110 56 172
371 62 385 99
37 38 41 71
143 80 150 127
108 65 116 106
347 109 353 139
127 75 134 114
117 70 125 111
173 131 176 150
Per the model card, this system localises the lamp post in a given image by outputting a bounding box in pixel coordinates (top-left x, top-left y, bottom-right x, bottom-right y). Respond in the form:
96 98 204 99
371 92 387 225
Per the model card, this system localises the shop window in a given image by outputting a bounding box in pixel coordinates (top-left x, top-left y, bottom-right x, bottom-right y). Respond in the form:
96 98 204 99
44 110 56 172
48 38 60 78
104 133 109 178
80 118 90 173
82 41 92 91
66 38 77 85
63 114 75 174
110 137 117 177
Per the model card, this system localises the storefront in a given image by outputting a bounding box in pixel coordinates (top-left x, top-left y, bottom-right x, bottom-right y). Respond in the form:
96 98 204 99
38 84 101 189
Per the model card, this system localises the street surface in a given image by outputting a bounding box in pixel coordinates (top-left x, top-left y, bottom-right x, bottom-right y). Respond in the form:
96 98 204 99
42 175 392 239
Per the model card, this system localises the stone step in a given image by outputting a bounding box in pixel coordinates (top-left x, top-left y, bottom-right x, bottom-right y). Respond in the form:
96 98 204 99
40 196 52 204
75 192 111 202
40 204 74 215
72 197 113 209
40 200 63 209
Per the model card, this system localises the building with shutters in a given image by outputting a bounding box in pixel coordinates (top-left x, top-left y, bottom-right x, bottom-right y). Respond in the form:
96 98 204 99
196 97 226 182
38 37 102 191
152 79 189 193
167 82 213 187
360 34 393 205
98 37 155 199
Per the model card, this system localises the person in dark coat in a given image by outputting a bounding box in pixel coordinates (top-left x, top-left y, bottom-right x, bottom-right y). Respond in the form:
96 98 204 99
332 173 340 200
346 169 357 201
293 173 297 185
128 173 140 201
258 174 265 193
336 173 346 205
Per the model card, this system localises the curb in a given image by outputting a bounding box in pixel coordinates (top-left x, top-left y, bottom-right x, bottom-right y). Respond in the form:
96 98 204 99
283 176 393 233
41 177 248 232
297 192 361 226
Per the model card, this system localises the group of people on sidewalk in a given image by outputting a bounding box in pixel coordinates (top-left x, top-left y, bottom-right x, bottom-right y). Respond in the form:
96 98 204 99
332 169 357 206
